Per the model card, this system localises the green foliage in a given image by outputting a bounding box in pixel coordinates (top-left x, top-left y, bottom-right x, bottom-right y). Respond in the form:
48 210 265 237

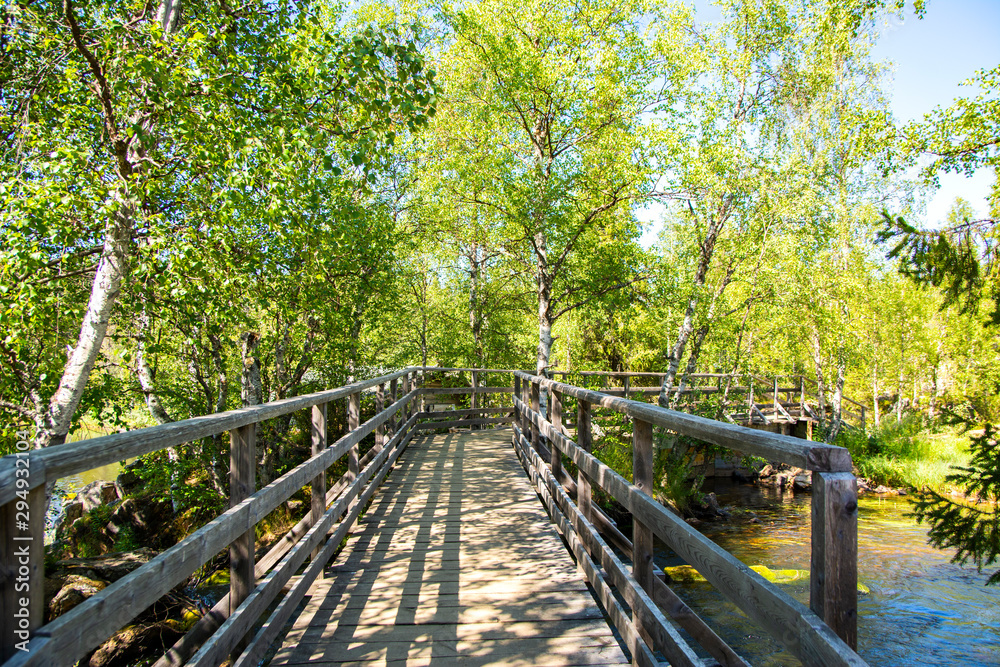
911 423 1000 584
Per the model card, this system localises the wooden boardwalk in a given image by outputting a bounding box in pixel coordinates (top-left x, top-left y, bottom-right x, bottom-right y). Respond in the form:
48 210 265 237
270 429 629 667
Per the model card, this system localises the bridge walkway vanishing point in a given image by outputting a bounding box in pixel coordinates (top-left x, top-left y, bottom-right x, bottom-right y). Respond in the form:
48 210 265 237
0 367 868 667
272 429 629 666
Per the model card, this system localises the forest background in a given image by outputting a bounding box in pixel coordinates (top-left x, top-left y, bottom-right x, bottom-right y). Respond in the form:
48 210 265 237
1 0 998 531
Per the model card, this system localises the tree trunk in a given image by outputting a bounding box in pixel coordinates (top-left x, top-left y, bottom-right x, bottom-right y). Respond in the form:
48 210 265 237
827 347 846 443
39 202 133 448
240 332 262 407
810 326 828 429
658 202 730 407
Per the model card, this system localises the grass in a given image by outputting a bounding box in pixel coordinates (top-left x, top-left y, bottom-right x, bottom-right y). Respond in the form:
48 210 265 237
837 415 971 492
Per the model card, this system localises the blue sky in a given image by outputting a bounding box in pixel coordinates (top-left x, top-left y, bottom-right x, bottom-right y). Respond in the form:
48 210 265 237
639 0 1000 245
872 0 1000 225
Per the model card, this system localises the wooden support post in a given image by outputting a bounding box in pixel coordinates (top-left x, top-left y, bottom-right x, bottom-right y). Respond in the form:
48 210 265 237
310 404 327 562
390 377 399 435
522 379 530 438
348 392 360 481
550 389 563 481
471 370 480 430
513 375 521 441
530 380 540 455
375 383 385 450
577 399 592 524
623 374 630 398
229 423 256 655
420 367 426 413
632 418 655 642
1 455 45 662
811 472 859 650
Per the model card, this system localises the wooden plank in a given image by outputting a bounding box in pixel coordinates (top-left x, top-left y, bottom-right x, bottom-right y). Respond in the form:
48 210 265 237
0 456 45 663
271 429 627 667
0 368 421 505
420 407 513 419
419 387 512 396
194 413 417 667
513 372 852 472
811 472 859 650
512 432 657 667
415 418 513 430
518 400 868 666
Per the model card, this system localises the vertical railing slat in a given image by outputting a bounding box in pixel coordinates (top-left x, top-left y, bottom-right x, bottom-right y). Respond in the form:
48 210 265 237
229 422 256 656
576 399 592 524
632 418 654 643
310 403 327 562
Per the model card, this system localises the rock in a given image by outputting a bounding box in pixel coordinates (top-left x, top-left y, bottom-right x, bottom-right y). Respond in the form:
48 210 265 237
48 574 108 620
875 485 892 494
76 481 120 512
792 473 812 491
56 501 84 538
758 464 775 478
83 620 186 667
52 548 157 582
116 463 142 493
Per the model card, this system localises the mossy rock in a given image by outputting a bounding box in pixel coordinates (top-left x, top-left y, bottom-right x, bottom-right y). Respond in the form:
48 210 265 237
663 564 871 594
201 569 230 586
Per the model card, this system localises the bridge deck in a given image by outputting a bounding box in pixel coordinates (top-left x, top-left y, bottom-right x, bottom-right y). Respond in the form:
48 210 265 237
270 428 628 667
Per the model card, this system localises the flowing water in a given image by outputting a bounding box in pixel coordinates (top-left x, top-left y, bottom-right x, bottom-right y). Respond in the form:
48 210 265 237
653 480 1000 665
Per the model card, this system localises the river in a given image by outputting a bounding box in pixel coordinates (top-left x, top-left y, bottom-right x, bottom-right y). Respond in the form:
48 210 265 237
654 480 1000 665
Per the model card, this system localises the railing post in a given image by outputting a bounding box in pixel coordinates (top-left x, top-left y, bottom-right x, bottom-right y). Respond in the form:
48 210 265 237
530 379 540 455
513 375 521 442
229 423 256 655
375 383 385 450
811 472 859 650
550 389 563 481
471 370 480 431
390 377 399 436
632 418 655 641
576 399 592 524
1 451 45 662
311 404 327 562
348 392 360 481
623 373 630 398
420 367 426 413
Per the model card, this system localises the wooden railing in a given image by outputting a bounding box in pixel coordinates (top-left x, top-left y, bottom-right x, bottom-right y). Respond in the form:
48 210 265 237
1 368 429 666
0 366 864 667
513 371 866 667
550 370 869 431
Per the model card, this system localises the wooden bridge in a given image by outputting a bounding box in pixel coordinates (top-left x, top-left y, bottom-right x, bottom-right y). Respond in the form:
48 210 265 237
1 368 866 667
550 371 869 436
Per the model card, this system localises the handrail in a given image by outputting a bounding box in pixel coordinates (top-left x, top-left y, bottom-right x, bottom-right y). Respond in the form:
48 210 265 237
513 371 852 472
511 373 865 665
1 368 428 666
0 367 421 508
